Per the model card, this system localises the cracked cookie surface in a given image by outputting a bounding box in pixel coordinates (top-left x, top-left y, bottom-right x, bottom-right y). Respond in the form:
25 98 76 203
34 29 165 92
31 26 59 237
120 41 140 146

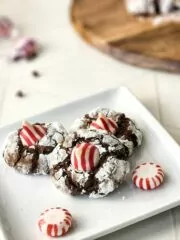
3 122 67 175
71 108 142 156
48 129 130 198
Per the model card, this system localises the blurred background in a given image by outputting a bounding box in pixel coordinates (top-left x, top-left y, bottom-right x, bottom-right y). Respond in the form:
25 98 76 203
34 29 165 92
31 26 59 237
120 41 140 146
0 0 180 239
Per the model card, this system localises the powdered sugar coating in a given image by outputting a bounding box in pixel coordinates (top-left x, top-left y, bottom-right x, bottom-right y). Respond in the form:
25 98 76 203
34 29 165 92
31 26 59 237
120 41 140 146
96 157 130 182
39 122 66 146
128 120 142 146
35 154 49 175
90 157 130 198
88 108 118 120
50 128 130 198
68 165 90 187
53 169 71 194
120 119 142 155
48 147 68 170
71 107 142 156
3 131 19 165
120 140 134 156
64 129 126 155
3 122 67 175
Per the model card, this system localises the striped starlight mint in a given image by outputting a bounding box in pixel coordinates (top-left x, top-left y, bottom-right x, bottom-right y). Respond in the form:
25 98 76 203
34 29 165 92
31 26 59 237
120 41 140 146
19 121 47 146
132 162 165 190
38 207 72 237
90 113 118 134
71 142 100 172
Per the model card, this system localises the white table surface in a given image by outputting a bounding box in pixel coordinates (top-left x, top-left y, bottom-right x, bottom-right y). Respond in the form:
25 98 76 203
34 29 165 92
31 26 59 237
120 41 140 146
0 0 180 239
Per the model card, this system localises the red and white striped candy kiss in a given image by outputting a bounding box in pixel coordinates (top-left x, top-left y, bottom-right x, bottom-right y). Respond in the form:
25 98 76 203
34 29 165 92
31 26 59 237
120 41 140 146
71 143 100 171
90 114 118 134
12 38 39 60
22 38 39 57
19 121 47 146
0 17 18 38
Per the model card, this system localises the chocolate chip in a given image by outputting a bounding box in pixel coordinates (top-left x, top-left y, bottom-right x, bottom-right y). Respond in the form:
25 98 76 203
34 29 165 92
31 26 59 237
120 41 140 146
32 70 40 77
153 0 160 14
13 56 21 62
26 52 37 60
16 90 26 98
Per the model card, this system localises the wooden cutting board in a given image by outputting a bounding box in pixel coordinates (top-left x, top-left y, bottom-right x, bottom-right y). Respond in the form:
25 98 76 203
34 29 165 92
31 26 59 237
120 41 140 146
71 0 180 73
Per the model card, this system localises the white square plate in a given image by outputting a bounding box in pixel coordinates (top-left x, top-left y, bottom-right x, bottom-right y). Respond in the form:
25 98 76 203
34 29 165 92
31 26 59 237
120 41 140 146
0 87 180 240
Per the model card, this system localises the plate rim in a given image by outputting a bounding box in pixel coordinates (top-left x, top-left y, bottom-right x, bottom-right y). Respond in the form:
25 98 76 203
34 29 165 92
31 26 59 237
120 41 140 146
1 86 180 240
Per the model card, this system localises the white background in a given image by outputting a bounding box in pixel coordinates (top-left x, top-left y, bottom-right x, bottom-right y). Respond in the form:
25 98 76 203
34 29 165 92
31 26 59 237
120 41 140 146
0 0 180 239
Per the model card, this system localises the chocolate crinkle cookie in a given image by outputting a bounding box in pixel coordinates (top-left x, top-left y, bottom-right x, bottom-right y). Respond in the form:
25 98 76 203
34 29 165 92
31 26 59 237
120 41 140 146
71 108 142 156
48 129 130 198
3 121 67 175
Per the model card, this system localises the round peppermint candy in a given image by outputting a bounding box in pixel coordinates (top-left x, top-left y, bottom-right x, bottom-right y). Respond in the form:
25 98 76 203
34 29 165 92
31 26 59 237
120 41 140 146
71 142 100 172
38 207 72 237
132 162 164 190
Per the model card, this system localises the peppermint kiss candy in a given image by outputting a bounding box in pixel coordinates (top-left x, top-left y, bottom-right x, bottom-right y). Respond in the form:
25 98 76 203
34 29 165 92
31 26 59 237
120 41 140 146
90 114 118 134
132 162 164 190
71 143 100 172
19 121 47 146
38 207 72 237
0 17 19 38
12 37 39 60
